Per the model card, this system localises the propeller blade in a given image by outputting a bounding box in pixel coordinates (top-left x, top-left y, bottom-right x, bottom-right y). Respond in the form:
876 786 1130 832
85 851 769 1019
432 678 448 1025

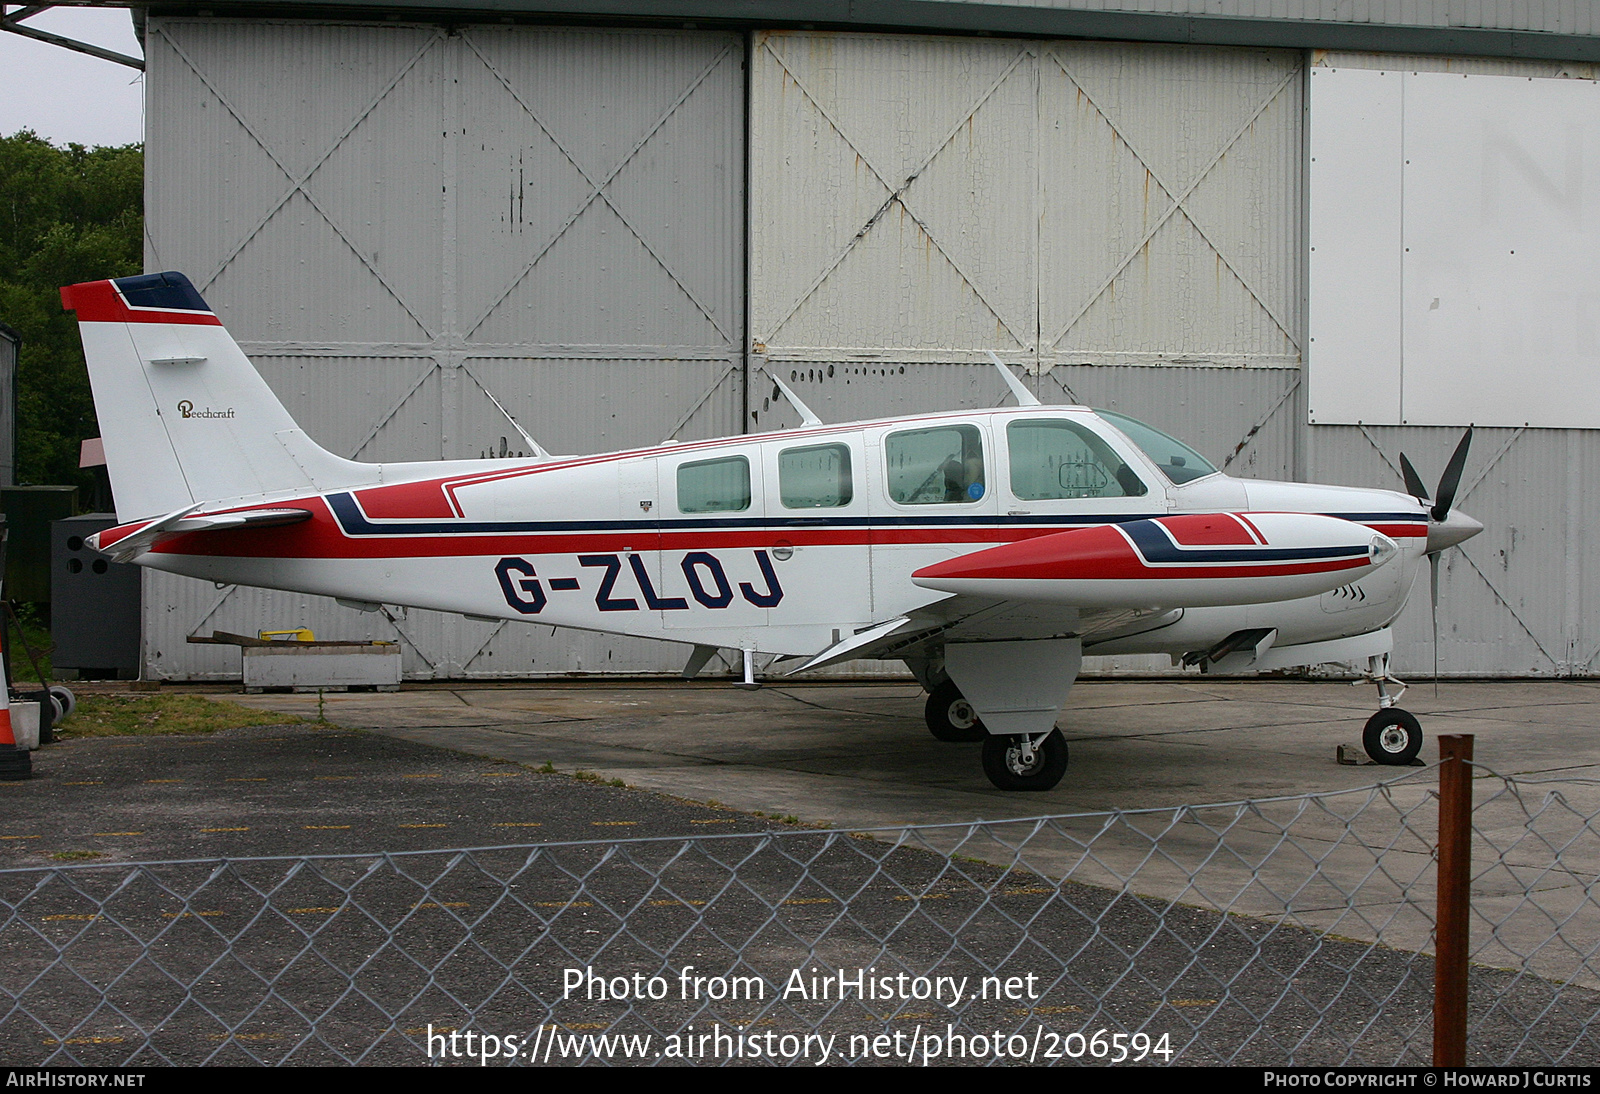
1431 426 1473 522
1430 551 1441 697
1398 452 1430 502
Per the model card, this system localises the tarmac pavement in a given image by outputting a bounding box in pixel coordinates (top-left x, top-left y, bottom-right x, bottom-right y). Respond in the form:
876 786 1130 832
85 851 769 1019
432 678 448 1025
225 676 1600 990
1 676 1594 1065
223 676 1600 822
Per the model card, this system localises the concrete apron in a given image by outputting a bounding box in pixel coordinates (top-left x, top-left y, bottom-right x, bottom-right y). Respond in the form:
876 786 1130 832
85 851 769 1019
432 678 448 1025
227 678 1600 990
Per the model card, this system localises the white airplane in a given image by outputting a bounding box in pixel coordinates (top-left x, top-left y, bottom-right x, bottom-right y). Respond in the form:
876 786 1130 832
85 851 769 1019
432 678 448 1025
64 271 1483 791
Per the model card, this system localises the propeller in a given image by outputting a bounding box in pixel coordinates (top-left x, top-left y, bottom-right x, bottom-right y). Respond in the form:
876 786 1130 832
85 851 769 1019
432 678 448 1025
1395 428 1478 693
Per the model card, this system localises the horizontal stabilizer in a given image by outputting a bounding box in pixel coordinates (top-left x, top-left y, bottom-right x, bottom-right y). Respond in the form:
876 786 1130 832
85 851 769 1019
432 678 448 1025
89 506 312 562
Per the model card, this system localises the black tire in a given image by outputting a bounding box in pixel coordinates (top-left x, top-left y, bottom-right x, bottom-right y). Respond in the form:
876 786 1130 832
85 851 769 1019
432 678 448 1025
982 731 1069 791
924 679 987 742
49 686 76 721
1363 708 1424 765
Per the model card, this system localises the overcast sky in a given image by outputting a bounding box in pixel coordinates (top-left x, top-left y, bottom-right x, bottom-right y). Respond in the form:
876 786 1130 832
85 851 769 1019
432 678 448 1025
0 6 145 147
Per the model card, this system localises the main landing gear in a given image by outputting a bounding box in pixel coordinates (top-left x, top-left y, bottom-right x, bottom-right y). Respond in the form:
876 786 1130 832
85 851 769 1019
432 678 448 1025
982 730 1069 791
923 678 1069 791
1359 655 1423 765
924 679 987 742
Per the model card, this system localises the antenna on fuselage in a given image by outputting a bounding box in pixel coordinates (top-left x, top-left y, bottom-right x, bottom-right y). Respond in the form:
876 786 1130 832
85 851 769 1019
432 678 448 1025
762 367 824 427
479 386 551 459
986 351 1041 407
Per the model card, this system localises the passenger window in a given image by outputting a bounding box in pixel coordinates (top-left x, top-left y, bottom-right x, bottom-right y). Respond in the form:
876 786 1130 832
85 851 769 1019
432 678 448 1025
886 424 985 505
677 456 751 513
1007 419 1148 500
780 443 852 508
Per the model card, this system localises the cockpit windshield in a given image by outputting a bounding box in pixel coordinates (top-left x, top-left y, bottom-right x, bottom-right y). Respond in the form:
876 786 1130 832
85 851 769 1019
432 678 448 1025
1095 410 1218 485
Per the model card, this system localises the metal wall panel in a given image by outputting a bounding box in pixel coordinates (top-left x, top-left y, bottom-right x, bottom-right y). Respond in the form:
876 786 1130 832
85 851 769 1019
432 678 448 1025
1306 425 1596 677
1317 48 1600 79
144 18 746 678
750 33 1039 360
1041 43 1303 369
751 32 1303 374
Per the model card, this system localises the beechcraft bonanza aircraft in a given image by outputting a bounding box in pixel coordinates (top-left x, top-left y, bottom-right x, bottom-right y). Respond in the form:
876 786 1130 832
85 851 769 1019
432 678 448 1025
64 272 1484 790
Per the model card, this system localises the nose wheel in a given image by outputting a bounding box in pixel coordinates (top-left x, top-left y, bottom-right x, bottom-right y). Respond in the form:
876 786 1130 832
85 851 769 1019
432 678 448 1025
1362 708 1423 765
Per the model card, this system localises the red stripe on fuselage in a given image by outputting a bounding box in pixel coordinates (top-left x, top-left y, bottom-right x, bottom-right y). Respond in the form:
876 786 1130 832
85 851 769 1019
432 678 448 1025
1367 523 1428 539
353 480 460 519
143 502 1379 581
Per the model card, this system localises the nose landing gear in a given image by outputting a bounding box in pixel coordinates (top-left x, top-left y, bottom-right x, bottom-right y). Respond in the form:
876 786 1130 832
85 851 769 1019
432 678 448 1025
1359 654 1424 765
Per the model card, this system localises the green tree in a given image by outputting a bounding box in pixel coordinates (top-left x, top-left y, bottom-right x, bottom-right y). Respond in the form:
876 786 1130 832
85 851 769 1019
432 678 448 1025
0 131 143 491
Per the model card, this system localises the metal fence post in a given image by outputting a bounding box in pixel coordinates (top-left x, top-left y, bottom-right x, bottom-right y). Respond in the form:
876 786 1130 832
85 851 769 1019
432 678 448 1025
1434 733 1474 1066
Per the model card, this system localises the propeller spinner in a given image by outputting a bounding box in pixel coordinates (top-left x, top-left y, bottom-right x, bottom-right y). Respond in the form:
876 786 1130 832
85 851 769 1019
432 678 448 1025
1399 428 1485 554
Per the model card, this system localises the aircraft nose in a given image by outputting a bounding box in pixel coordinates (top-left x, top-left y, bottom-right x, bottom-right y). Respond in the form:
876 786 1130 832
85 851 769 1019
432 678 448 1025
1427 509 1484 554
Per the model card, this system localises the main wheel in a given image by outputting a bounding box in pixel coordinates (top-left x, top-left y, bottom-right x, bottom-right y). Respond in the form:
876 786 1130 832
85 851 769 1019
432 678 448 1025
924 679 987 742
982 730 1069 791
1363 708 1424 765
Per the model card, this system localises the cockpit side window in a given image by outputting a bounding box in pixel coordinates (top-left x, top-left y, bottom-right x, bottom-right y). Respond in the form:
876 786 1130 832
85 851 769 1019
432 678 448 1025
1095 410 1218 485
885 424 985 505
1007 419 1147 500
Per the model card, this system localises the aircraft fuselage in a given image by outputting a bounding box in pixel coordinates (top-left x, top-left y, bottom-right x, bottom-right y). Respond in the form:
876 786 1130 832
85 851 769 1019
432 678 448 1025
111 405 1429 664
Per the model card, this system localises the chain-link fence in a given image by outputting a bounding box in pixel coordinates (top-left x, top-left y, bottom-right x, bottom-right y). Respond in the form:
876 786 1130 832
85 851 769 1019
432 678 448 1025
1 760 1595 1066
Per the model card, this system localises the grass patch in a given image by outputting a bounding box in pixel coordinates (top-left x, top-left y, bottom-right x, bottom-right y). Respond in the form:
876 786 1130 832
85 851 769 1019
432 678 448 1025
50 851 104 862
5 605 53 685
56 695 307 738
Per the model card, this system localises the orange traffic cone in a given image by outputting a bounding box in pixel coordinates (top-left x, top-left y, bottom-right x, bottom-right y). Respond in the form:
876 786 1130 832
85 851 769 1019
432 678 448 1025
0 617 33 780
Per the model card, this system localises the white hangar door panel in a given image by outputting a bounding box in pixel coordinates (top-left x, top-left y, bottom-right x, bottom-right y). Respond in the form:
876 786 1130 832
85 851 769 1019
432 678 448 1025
749 32 1302 473
143 19 746 679
749 31 1039 372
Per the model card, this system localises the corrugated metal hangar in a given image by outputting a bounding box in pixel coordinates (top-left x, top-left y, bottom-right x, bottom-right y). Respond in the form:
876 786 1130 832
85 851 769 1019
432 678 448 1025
117 0 1598 679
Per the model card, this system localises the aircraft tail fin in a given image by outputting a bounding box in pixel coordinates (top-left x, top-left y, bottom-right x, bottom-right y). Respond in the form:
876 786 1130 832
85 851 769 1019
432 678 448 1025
62 272 374 522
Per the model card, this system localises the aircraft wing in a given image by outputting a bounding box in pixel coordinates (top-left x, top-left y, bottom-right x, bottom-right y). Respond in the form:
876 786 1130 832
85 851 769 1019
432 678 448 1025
787 599 1172 674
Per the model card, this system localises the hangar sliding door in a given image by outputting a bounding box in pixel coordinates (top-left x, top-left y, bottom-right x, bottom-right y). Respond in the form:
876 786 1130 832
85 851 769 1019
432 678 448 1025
143 19 745 678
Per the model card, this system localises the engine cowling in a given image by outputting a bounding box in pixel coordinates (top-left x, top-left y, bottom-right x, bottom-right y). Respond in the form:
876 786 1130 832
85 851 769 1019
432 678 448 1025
911 512 1398 609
